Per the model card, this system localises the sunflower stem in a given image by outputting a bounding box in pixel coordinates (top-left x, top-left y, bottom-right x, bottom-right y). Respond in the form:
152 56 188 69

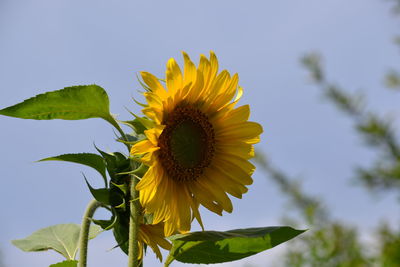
106 109 141 266
78 199 102 267
128 160 141 267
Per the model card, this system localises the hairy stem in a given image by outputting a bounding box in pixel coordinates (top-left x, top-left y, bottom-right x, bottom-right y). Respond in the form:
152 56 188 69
128 159 141 267
107 117 141 266
78 199 102 267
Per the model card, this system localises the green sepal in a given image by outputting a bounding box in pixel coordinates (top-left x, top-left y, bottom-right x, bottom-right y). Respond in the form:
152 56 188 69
111 182 128 195
92 215 118 231
137 72 151 91
165 226 306 266
49 260 78 267
116 133 141 145
122 118 148 134
114 198 126 210
143 213 153 224
39 153 107 187
94 146 132 182
127 112 155 131
116 163 148 178
132 97 148 107
111 216 130 255
83 175 111 205
132 163 148 178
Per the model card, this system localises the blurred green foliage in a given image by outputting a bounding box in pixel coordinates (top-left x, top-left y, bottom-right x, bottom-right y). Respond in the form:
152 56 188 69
255 154 400 266
390 0 400 13
385 70 400 90
0 249 4 267
254 1 400 266
301 52 400 192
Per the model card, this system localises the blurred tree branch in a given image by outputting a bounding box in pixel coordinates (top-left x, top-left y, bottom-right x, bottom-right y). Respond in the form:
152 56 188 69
254 153 371 266
255 152 400 266
301 53 400 193
388 0 400 13
252 2 400 264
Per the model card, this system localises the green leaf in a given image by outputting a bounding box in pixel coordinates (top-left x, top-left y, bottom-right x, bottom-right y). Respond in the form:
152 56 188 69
39 153 107 186
12 224 102 260
165 226 306 266
0 85 115 122
49 260 78 267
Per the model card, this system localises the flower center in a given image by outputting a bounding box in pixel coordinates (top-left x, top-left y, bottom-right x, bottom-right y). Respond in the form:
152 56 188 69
158 105 215 182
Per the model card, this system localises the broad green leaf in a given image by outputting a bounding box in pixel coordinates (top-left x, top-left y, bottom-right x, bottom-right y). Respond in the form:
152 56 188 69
0 85 118 127
12 224 102 260
39 153 107 186
49 260 78 267
165 226 306 266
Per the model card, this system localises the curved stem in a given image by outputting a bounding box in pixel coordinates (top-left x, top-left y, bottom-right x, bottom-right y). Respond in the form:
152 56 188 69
78 199 102 267
128 160 141 267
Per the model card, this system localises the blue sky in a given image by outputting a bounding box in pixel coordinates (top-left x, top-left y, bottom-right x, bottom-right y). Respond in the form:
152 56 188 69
0 0 399 266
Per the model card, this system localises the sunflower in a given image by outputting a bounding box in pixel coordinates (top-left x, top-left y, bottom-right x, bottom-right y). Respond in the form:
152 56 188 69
131 51 263 236
138 223 171 261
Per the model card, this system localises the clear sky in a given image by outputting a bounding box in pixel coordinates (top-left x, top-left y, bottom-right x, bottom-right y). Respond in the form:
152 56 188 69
0 0 399 266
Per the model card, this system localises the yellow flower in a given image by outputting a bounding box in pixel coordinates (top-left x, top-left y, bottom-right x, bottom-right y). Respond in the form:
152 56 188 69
131 51 263 236
138 223 171 261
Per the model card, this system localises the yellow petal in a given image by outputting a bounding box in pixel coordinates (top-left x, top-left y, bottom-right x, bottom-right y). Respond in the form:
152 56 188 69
209 51 219 79
175 186 191 232
144 91 162 108
198 54 211 84
215 141 255 159
207 166 248 198
166 58 183 95
190 197 204 230
212 104 250 127
213 158 254 185
182 51 197 88
140 151 157 164
186 69 204 103
141 71 168 99
197 176 233 213
210 73 239 110
189 182 223 215
206 70 230 104
144 126 164 146
131 140 157 155
216 121 263 142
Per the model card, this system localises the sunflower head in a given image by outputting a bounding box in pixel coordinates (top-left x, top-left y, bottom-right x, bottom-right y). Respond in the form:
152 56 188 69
157 104 215 182
132 51 263 236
